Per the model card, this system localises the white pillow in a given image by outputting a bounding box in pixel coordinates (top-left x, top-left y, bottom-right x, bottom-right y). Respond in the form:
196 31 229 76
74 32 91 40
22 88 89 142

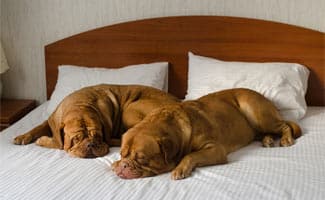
47 62 169 114
186 52 310 121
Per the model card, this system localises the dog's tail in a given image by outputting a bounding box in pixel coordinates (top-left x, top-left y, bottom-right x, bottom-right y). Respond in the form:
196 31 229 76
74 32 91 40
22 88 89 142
285 121 302 139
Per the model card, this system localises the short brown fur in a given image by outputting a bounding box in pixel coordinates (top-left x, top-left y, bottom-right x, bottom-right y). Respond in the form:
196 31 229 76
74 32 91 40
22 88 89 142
112 88 301 179
14 84 179 158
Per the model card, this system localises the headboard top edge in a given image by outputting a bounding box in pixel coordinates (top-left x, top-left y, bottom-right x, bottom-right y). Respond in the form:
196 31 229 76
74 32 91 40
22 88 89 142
45 15 325 106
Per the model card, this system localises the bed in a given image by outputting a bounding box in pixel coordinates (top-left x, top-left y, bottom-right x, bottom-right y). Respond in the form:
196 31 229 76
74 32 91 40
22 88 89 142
1 16 324 200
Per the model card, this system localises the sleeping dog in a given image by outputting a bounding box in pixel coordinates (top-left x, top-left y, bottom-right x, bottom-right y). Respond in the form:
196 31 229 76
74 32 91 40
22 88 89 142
112 88 301 180
14 84 179 158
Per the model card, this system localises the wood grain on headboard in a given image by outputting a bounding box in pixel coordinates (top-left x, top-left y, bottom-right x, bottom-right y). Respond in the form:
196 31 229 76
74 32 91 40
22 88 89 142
45 16 325 106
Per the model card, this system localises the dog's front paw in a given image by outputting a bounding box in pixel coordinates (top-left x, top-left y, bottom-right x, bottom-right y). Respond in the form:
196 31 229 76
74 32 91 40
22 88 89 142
280 136 294 147
171 165 192 180
14 134 33 145
35 136 51 147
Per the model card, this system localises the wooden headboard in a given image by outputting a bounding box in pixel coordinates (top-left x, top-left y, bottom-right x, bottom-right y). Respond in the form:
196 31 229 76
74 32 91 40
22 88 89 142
45 16 325 106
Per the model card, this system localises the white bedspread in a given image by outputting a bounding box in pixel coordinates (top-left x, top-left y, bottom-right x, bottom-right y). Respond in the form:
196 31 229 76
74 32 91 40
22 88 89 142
1 103 325 200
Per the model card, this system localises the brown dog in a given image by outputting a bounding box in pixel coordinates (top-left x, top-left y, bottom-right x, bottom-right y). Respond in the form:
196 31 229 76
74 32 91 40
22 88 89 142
14 84 179 158
112 88 301 179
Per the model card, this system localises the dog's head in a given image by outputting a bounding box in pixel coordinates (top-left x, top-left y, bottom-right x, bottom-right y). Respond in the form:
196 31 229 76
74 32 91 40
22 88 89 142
112 106 191 179
50 107 110 158
112 131 177 179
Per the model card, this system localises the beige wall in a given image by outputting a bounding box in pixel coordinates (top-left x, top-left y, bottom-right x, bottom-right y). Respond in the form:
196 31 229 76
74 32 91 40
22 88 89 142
1 0 324 104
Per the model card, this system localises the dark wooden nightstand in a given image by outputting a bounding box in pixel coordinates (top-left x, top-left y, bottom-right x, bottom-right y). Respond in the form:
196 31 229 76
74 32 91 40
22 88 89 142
0 99 36 131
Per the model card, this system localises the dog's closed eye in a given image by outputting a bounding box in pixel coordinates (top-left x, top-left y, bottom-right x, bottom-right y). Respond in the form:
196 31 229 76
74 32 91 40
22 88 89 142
72 133 84 145
137 158 149 165
135 153 149 165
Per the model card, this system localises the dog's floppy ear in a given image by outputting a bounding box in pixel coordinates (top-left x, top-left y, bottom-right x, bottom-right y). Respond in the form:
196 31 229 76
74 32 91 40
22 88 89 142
172 109 192 155
157 137 176 165
47 112 65 149
120 145 130 157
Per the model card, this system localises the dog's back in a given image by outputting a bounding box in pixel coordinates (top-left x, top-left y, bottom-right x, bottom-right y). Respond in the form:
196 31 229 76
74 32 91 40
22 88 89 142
197 88 301 147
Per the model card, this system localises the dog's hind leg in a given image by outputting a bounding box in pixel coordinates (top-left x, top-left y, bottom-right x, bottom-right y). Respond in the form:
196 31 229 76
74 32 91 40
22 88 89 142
14 120 51 145
262 134 275 147
278 121 301 147
258 121 301 147
235 90 302 147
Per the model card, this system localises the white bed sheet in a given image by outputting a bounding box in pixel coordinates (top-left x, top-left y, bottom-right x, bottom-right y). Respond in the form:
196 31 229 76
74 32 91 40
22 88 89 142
1 102 325 200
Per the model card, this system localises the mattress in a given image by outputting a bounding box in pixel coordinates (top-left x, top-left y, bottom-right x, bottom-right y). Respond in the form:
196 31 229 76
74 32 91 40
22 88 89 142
1 102 325 200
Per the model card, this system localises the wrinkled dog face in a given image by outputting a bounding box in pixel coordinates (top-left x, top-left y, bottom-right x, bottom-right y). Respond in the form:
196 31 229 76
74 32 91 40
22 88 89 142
62 112 109 158
112 132 176 179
